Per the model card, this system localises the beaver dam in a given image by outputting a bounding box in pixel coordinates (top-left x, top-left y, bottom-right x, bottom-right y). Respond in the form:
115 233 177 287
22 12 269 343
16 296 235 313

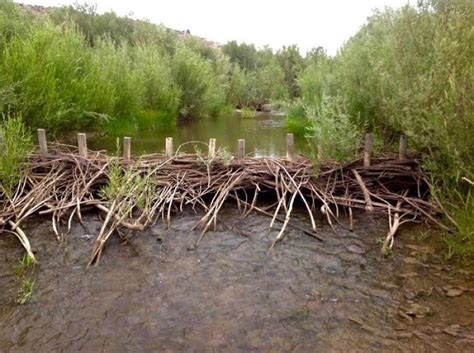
1 131 453 265
2 132 474 352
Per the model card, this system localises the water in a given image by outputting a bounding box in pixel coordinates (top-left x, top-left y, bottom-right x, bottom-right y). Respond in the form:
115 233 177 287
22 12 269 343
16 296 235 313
89 113 311 157
1 207 473 352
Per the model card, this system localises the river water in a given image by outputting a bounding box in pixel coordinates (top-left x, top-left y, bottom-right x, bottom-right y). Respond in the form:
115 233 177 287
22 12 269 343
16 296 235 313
0 208 473 352
88 113 311 157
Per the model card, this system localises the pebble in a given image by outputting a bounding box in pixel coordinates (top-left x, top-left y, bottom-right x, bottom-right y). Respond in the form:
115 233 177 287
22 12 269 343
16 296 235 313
347 244 365 254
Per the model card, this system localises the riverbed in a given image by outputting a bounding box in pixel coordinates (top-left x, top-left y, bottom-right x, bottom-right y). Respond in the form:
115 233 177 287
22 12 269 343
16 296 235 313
1 207 473 352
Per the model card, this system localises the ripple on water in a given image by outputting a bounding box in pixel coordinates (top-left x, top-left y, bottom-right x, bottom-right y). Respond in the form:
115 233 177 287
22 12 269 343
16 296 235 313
0 207 473 352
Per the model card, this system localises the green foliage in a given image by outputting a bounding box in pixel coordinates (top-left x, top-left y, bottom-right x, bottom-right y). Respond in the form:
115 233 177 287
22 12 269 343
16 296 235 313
240 107 256 119
306 96 361 162
438 187 474 262
276 45 305 98
332 0 474 178
48 3 179 51
0 1 237 131
222 41 259 70
171 45 226 118
292 0 474 259
0 1 300 130
285 101 309 138
100 156 156 213
297 51 333 107
15 253 36 305
0 114 32 195
1 19 113 130
105 109 176 136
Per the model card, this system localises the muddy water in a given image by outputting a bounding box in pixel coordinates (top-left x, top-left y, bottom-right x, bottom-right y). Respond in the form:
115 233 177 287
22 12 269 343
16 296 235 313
88 113 311 157
1 207 473 352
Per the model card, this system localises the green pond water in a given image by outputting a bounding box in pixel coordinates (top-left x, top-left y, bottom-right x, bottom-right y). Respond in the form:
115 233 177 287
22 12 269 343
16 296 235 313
89 113 311 157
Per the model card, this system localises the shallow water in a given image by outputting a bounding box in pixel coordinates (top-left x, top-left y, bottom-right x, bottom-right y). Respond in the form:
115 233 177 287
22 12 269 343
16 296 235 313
88 113 310 157
0 207 473 352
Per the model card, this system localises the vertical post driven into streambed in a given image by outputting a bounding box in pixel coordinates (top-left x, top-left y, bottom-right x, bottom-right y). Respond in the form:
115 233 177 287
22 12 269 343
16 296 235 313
364 133 373 167
286 133 294 161
238 139 245 160
78 133 87 158
209 138 216 159
37 129 47 156
165 137 174 159
399 134 408 161
123 137 131 162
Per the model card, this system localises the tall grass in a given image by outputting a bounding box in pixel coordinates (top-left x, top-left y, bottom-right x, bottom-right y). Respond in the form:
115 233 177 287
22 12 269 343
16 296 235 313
0 114 32 196
0 1 233 132
105 109 176 136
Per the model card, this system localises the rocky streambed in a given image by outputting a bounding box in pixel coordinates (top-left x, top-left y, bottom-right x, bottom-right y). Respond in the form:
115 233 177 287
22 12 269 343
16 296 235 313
0 207 473 352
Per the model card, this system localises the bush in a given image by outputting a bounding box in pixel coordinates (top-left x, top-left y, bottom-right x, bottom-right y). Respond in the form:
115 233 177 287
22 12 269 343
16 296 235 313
171 45 225 118
284 101 309 138
305 96 361 162
0 114 32 195
240 107 256 119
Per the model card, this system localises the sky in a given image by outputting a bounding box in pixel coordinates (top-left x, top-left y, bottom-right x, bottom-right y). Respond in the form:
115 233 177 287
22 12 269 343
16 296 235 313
15 0 413 54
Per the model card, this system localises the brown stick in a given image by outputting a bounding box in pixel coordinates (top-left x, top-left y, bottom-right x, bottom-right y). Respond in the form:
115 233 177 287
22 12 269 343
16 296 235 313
352 169 374 211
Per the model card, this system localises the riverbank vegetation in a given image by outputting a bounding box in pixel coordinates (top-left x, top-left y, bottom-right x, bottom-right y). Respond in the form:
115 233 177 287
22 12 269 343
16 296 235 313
290 0 473 261
0 0 472 260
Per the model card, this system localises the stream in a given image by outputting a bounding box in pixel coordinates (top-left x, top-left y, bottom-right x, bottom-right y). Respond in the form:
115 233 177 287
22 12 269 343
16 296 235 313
0 208 473 352
88 113 311 157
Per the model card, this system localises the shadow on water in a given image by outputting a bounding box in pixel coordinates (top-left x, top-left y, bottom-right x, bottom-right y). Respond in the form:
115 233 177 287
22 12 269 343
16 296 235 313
88 113 312 157
0 206 473 352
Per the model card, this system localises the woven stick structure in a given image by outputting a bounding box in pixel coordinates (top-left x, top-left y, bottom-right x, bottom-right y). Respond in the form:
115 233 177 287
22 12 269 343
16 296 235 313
0 135 449 265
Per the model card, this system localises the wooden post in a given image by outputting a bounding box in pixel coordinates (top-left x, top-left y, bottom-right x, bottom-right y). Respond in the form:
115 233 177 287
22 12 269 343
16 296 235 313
77 133 87 158
286 133 294 161
208 138 216 159
238 139 245 160
399 134 407 161
349 207 354 232
363 133 373 167
37 129 47 155
123 137 131 162
165 137 174 159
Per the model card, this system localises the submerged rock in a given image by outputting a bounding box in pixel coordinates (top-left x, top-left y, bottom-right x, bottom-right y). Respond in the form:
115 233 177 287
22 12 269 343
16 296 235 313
443 285 467 298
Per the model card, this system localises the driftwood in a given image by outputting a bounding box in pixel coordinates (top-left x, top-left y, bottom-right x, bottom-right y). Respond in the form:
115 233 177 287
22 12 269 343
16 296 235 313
0 143 448 265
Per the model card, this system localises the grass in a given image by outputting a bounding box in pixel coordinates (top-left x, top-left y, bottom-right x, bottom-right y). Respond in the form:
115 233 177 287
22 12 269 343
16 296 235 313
240 107 257 119
0 114 32 196
104 109 176 136
284 102 309 138
443 190 474 263
15 254 36 305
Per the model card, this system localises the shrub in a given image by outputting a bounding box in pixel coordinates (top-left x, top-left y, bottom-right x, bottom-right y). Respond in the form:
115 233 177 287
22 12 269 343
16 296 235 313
0 114 32 195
